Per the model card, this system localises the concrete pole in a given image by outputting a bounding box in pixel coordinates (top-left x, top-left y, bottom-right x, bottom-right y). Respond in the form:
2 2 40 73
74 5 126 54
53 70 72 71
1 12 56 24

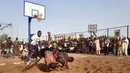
75 32 76 39
127 25 129 38
107 29 109 37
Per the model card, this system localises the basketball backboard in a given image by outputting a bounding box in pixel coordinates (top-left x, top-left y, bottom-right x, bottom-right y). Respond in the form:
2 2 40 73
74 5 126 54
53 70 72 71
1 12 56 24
24 1 45 20
88 24 97 32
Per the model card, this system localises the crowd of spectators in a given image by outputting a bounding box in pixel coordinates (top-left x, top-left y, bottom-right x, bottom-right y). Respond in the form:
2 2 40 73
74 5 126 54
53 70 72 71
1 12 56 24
0 35 130 59
51 36 130 56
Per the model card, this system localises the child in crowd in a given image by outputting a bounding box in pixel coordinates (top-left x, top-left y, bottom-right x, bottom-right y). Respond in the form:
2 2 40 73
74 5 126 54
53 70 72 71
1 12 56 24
21 43 29 60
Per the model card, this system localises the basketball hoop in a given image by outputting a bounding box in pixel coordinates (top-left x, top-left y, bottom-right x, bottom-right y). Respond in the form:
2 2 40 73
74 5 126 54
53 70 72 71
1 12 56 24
33 13 42 22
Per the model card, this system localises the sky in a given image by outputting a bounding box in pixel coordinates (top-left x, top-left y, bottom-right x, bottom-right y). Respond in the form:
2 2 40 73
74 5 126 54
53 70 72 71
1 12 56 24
0 0 130 40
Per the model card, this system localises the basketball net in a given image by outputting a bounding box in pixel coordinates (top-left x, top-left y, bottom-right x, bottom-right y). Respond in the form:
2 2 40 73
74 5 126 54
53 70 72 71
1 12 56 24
33 13 42 22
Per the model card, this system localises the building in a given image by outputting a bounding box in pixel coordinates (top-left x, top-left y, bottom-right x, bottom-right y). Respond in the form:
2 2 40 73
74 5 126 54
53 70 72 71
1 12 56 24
54 34 80 41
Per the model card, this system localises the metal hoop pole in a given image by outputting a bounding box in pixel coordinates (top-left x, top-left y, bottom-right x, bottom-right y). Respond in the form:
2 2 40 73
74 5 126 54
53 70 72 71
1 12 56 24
28 17 32 41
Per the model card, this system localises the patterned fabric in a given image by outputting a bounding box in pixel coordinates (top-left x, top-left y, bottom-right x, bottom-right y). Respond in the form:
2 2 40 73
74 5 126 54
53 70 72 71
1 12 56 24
52 50 59 58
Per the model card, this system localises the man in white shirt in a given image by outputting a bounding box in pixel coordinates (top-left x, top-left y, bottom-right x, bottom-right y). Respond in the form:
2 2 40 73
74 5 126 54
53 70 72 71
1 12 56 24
27 30 42 64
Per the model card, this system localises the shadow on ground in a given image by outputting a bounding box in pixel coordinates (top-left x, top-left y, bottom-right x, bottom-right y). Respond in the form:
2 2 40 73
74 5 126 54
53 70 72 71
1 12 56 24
36 63 50 72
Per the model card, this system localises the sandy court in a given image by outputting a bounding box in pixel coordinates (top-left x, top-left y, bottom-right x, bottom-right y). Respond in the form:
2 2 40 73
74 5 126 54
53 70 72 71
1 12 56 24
0 54 130 73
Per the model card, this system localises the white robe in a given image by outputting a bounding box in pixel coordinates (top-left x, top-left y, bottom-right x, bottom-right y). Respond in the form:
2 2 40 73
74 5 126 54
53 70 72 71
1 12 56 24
95 39 101 51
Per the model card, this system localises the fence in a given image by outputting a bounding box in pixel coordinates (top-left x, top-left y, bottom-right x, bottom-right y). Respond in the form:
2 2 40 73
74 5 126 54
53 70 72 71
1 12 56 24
2 25 129 42
43 25 130 41
97 25 129 37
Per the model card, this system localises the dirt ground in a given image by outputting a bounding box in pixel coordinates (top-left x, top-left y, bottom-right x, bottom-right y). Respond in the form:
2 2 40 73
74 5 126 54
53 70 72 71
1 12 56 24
0 54 130 73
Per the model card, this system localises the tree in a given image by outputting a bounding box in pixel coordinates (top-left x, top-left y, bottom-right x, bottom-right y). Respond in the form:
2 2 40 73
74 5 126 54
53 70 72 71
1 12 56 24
0 34 8 43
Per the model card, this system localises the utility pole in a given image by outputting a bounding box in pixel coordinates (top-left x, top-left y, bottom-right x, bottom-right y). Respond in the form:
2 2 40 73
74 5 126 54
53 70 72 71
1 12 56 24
107 29 109 37
17 24 18 37
127 25 129 38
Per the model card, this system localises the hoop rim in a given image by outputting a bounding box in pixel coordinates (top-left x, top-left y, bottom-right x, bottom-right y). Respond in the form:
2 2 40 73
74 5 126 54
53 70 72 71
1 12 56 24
33 13 43 21
38 17 42 21
33 13 42 17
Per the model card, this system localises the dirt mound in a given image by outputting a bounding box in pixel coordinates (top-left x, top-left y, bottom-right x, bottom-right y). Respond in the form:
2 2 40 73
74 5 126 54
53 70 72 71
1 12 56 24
0 54 130 73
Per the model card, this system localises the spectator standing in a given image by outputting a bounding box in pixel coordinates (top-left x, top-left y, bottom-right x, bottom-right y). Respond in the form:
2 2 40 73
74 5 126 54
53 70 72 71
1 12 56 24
104 38 110 55
122 37 129 56
6 37 13 56
94 37 101 55
117 37 123 56
113 38 118 56
13 37 20 56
